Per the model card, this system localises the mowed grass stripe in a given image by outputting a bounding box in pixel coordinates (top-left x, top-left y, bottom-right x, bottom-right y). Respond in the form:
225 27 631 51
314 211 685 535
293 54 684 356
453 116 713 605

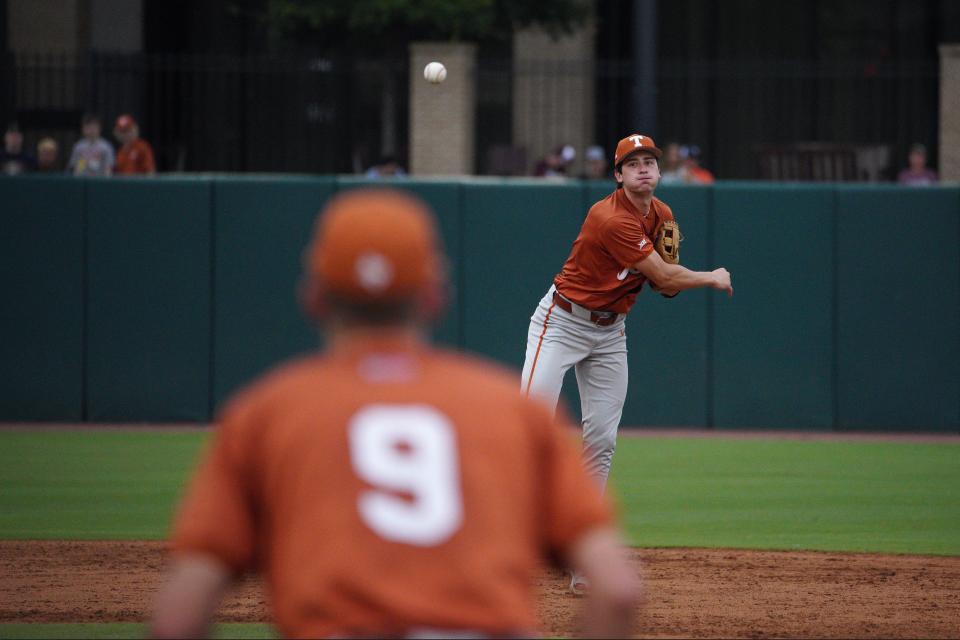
610 437 960 555
0 430 206 539
0 430 957 554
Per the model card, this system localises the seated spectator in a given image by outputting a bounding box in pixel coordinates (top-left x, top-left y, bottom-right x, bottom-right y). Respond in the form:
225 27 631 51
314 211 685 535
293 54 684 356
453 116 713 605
365 155 407 178
659 142 686 184
682 145 715 184
36 137 60 172
67 113 115 176
1 122 37 175
113 114 156 175
534 144 575 178
582 145 608 179
897 143 937 186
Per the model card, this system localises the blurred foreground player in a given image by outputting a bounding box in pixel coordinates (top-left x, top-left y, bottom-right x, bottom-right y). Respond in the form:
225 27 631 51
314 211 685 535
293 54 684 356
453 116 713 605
150 188 641 639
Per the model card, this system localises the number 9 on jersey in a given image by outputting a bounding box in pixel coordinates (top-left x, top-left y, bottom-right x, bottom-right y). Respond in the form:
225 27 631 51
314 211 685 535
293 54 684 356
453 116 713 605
348 405 464 546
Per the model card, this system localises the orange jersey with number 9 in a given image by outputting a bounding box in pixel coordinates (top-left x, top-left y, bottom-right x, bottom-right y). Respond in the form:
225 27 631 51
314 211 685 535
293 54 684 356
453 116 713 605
170 338 611 638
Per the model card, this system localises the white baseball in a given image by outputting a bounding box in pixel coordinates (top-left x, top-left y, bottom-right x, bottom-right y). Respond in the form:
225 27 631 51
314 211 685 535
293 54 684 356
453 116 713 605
424 61 447 84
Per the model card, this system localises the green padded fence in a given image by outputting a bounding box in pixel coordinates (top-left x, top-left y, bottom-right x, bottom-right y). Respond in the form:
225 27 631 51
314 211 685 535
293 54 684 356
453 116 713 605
85 177 212 421
1 176 957 431
0 177 85 420
212 176 335 410
834 186 960 431
711 183 836 430
459 180 587 369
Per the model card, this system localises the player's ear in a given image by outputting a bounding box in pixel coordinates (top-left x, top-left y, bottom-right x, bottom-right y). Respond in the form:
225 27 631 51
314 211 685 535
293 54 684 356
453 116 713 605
416 270 449 325
298 275 328 322
414 255 450 324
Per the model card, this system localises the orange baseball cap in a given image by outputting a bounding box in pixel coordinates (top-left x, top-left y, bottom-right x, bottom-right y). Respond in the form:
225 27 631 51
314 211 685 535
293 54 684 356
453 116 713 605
614 133 662 166
308 189 441 301
114 114 136 132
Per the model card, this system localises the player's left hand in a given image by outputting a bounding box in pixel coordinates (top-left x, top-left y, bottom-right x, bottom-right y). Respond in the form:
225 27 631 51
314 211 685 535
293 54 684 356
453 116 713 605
654 220 683 264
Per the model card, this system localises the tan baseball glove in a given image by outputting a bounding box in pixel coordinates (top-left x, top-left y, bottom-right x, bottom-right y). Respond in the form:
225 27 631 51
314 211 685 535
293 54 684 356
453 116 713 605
654 220 683 264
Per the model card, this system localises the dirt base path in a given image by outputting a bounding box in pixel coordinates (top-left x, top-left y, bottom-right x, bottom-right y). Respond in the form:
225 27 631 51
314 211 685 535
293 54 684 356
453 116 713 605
2 541 958 638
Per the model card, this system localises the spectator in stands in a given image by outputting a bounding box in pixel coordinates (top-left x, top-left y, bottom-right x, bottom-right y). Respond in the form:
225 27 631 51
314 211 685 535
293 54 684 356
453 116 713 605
365 155 407 178
659 142 686 184
897 143 938 186
113 114 156 176
36 137 60 172
582 145 608 179
534 144 575 178
67 113 114 176
682 145 715 184
1 122 37 175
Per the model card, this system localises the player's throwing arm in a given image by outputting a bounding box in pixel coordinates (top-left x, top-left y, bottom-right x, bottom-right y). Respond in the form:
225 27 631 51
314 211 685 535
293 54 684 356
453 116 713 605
637 248 733 297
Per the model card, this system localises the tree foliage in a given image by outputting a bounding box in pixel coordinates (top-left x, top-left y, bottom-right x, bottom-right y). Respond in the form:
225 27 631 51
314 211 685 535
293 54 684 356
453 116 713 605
263 0 591 48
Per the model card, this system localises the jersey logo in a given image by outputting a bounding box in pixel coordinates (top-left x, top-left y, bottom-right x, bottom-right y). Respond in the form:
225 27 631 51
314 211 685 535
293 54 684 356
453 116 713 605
616 238 649 279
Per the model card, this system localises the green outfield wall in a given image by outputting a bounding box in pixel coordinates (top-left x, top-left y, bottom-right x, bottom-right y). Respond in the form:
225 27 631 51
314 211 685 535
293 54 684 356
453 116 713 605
1 176 958 431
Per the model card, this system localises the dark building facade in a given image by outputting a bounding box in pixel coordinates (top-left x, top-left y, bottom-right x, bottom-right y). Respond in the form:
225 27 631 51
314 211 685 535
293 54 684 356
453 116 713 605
3 0 957 178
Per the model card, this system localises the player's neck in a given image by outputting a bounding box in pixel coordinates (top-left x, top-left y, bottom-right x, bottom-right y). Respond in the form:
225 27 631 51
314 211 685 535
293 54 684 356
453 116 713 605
327 324 426 353
623 188 653 216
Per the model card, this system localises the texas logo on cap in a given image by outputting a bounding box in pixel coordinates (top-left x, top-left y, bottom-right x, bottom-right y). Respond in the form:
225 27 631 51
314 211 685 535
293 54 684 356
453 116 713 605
614 133 662 166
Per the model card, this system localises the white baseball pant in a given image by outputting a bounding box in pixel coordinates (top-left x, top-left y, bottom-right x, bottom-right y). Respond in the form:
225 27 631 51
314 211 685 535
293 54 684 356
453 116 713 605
520 286 628 488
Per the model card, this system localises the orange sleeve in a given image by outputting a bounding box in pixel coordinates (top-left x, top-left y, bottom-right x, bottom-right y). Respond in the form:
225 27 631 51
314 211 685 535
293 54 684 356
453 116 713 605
659 201 676 222
141 141 156 173
169 402 258 575
599 215 654 268
533 403 614 556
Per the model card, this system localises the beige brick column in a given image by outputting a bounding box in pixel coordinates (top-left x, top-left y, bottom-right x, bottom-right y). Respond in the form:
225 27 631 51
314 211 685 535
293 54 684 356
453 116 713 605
409 42 477 176
8 0 143 53
7 0 87 52
512 22 596 177
939 44 960 183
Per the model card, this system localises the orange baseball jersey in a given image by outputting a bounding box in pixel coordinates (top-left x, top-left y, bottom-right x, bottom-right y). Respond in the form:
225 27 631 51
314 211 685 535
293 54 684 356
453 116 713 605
554 189 674 314
115 139 155 175
171 338 612 638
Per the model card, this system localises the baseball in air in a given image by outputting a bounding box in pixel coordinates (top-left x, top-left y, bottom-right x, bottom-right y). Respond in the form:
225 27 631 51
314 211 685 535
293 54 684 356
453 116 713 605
424 61 447 84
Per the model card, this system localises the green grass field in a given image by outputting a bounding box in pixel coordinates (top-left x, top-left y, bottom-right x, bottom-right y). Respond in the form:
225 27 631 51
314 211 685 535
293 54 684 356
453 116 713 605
1 430 958 553
613 436 960 555
1 429 958 639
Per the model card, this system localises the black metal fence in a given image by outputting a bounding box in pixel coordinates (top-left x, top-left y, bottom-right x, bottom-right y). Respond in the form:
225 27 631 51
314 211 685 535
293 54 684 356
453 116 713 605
1 51 940 179
3 51 406 174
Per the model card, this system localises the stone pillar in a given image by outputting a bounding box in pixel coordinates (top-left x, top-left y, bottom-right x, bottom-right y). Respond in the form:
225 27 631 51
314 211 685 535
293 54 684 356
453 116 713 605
512 21 595 177
939 44 960 183
7 0 88 52
409 42 477 176
7 0 143 53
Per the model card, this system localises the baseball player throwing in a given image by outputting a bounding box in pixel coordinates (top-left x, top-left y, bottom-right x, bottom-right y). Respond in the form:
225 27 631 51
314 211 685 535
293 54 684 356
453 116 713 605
520 133 733 593
150 189 641 639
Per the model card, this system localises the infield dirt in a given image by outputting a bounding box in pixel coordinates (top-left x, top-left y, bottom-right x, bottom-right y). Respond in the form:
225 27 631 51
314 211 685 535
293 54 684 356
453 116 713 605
2 541 958 638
